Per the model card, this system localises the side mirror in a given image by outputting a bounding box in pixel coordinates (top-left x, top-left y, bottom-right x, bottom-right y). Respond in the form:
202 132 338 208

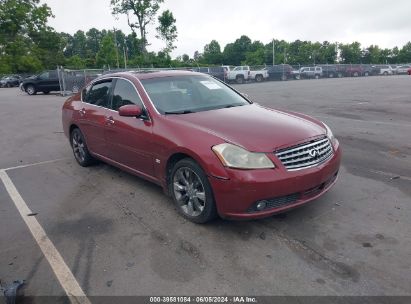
118 105 143 117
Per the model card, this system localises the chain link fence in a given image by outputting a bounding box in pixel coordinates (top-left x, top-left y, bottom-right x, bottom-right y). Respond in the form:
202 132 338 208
54 63 411 96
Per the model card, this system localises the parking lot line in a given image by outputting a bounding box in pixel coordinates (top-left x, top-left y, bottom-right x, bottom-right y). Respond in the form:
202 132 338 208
3 158 69 171
0 169 91 304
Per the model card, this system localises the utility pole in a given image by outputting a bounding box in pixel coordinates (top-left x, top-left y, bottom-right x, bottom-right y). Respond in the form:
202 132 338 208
113 27 120 69
272 38 275 66
123 39 127 69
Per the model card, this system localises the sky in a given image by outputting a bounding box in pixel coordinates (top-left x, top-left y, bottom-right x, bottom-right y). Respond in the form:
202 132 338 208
42 0 411 58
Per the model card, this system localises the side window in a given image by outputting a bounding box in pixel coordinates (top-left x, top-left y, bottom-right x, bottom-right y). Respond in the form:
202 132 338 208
39 72 49 80
49 71 58 79
111 79 143 111
85 80 112 108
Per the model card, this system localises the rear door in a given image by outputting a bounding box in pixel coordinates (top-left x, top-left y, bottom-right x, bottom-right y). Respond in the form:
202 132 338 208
104 78 154 177
77 79 113 156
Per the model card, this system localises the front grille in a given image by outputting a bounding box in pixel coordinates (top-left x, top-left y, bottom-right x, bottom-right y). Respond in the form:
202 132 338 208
275 137 333 171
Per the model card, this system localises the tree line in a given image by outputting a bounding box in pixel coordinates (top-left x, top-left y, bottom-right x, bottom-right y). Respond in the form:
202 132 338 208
1 0 410 75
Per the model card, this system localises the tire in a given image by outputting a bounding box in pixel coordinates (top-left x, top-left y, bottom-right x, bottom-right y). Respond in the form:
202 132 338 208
295 74 301 80
6 83 11 88
383 71 388 76
337 73 343 78
255 75 263 82
43 91 50 95
72 85 79 93
329 73 334 78
281 74 287 81
364 72 369 77
236 75 244 84
353 72 359 77
315 74 320 79
70 128 95 167
169 158 217 224
26 85 37 95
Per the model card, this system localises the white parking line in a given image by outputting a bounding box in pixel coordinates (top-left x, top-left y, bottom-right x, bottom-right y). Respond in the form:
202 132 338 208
0 169 91 304
3 158 69 172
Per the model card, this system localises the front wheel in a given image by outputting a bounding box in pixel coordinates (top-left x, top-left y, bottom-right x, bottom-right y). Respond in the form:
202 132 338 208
236 76 244 84
255 75 263 82
43 91 50 95
170 159 217 224
26 85 36 95
70 128 95 167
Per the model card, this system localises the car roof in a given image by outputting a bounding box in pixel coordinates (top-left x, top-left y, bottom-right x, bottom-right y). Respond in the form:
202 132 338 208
102 70 201 81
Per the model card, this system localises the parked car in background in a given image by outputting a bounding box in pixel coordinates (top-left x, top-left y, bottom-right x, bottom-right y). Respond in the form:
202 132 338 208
266 64 293 81
408 67 411 75
319 65 337 78
62 70 341 223
226 66 250 84
0 75 22 88
300 66 323 79
208 66 227 82
361 65 374 76
344 65 363 77
372 65 393 76
249 66 269 82
22 70 60 95
395 65 411 75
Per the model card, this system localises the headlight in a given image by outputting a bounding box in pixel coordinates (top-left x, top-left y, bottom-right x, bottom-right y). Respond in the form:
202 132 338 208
212 143 275 169
323 123 336 143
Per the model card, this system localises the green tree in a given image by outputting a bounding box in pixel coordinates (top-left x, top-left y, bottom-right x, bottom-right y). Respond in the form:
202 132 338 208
0 0 53 72
111 0 164 52
96 34 117 68
339 42 362 64
156 10 177 54
202 40 222 64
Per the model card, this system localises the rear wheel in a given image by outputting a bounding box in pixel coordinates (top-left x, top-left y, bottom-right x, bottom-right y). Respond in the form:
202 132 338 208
70 128 95 167
26 85 36 95
236 75 244 84
281 74 287 81
337 73 343 78
315 74 320 79
43 91 50 95
170 158 217 224
383 71 388 76
6 83 11 88
364 72 369 77
329 73 334 78
353 72 359 77
255 74 263 82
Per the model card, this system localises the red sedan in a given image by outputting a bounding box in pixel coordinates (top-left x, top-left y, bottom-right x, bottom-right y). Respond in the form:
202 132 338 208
62 71 341 223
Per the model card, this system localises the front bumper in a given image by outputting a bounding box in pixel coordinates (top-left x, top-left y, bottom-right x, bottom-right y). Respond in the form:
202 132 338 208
209 142 342 220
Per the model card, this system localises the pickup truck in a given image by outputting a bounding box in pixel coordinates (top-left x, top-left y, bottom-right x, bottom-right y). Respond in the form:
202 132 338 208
224 65 250 84
249 67 269 82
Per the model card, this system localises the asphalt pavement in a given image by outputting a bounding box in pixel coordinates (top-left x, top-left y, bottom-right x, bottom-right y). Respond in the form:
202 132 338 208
0 76 410 301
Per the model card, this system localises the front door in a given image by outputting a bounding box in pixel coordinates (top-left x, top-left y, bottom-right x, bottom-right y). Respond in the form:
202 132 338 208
104 78 154 177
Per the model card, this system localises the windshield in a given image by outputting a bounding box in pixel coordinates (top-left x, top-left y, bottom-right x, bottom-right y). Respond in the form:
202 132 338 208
140 75 250 114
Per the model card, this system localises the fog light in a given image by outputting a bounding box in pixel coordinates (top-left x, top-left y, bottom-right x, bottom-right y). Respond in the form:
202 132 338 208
256 201 267 211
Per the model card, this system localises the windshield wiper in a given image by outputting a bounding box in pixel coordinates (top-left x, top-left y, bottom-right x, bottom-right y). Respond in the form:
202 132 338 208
164 110 194 115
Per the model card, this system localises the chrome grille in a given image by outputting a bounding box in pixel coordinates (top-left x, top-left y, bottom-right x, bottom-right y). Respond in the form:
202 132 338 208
275 137 333 171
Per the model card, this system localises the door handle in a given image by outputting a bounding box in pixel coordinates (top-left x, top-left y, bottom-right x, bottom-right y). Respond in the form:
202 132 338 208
106 116 115 125
79 108 86 116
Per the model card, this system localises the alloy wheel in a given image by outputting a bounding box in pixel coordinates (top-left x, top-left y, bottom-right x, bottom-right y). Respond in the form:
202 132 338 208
72 131 86 163
173 167 206 217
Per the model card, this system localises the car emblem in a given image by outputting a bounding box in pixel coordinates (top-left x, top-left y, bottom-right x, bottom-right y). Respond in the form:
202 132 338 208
309 148 320 159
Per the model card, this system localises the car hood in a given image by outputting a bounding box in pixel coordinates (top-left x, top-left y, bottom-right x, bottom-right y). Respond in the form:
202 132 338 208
168 104 326 152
